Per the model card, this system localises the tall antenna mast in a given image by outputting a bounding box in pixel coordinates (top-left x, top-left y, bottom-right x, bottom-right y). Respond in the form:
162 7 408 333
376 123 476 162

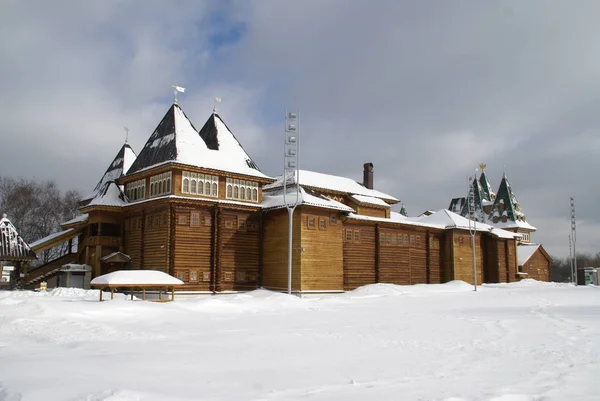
467 171 478 291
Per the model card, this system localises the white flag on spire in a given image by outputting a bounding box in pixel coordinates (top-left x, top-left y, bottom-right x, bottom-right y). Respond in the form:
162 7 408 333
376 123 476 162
172 85 186 93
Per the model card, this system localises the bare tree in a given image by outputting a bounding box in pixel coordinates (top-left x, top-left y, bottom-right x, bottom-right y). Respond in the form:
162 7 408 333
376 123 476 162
0 177 82 265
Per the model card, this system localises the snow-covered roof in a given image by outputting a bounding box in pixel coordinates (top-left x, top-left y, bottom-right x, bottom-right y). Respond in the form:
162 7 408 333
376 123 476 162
518 243 541 266
265 170 398 203
0 214 36 260
262 186 354 212
101 252 131 262
346 213 445 229
492 219 537 231
62 213 89 227
87 143 136 200
87 182 128 208
416 210 520 239
350 194 390 208
127 105 269 179
29 228 74 249
90 270 184 286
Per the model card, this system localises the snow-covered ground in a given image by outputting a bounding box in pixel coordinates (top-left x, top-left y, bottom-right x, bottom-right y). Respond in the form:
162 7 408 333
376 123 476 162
1 280 598 401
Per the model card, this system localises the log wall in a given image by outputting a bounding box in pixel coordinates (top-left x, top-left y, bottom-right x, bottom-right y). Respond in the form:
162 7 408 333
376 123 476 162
299 208 344 291
447 230 484 285
522 248 551 281
261 208 302 291
342 222 376 290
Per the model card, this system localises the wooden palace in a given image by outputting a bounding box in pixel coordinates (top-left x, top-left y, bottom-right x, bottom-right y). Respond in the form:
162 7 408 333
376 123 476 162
24 102 550 292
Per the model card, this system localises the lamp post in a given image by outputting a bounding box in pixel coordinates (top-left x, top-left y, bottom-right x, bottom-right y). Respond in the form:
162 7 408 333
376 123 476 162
467 174 477 291
283 111 300 295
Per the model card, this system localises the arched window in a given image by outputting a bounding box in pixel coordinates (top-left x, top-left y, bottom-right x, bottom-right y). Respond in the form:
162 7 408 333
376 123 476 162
183 178 189 193
196 181 202 194
246 188 252 200
252 188 258 201
240 187 246 200
191 180 197 193
234 186 239 199
227 184 232 198
166 178 171 193
212 183 217 196
205 182 210 195
158 181 163 194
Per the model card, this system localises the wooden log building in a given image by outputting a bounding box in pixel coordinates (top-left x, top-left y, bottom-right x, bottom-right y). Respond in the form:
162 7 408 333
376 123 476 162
24 102 550 292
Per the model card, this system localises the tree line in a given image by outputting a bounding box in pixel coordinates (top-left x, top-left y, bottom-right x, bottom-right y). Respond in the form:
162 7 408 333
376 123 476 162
0 176 82 265
550 252 600 282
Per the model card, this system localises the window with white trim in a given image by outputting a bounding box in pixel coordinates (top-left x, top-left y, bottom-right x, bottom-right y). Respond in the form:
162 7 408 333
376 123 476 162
149 172 172 197
181 172 219 197
226 178 258 202
126 179 146 201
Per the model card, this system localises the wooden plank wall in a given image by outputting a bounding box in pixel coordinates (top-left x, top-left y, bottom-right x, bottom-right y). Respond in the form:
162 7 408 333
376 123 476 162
299 208 344 291
523 249 550 281
447 230 484 285
356 205 387 219
218 209 261 291
377 229 412 285
428 233 443 284
497 240 508 282
441 232 455 283
261 208 302 291
173 206 213 290
342 223 376 290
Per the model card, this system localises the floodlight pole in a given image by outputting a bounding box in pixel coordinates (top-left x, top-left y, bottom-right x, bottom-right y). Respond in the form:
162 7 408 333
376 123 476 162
467 174 477 291
568 234 574 283
283 110 300 295
570 197 577 285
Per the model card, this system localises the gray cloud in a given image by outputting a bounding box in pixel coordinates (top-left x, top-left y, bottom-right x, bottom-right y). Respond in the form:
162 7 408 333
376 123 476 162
1 0 598 258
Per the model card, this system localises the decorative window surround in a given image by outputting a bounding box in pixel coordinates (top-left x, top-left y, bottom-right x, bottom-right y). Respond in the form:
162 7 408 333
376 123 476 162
182 172 219 197
226 178 258 202
126 179 146 201
150 172 172 197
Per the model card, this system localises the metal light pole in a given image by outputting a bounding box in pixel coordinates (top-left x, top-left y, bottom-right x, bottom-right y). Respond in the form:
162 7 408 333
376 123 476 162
570 197 577 285
467 174 477 291
283 111 300 294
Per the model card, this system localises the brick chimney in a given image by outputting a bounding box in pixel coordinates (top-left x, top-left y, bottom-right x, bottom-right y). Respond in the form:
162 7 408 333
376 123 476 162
363 162 374 189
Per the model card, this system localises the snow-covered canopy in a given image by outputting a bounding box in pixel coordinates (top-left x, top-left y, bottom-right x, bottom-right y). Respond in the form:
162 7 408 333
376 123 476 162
61 213 89 227
265 170 398 203
90 270 184 286
262 186 354 212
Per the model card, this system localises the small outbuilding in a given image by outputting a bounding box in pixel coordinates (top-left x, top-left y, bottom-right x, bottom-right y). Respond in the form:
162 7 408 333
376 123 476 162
90 270 184 301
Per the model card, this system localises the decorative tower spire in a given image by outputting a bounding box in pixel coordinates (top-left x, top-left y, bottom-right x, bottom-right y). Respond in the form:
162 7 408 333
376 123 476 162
124 126 130 144
213 97 222 114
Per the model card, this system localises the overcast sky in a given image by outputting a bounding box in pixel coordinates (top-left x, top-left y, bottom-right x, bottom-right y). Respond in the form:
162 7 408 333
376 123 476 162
2 0 598 258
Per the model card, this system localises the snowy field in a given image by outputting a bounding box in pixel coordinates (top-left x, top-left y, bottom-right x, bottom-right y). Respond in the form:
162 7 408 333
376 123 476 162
1 280 599 401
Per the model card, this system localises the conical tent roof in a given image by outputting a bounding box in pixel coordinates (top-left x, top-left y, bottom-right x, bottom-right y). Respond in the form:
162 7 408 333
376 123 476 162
127 104 269 179
460 177 487 222
0 214 36 260
489 173 527 225
90 143 137 198
479 171 495 202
